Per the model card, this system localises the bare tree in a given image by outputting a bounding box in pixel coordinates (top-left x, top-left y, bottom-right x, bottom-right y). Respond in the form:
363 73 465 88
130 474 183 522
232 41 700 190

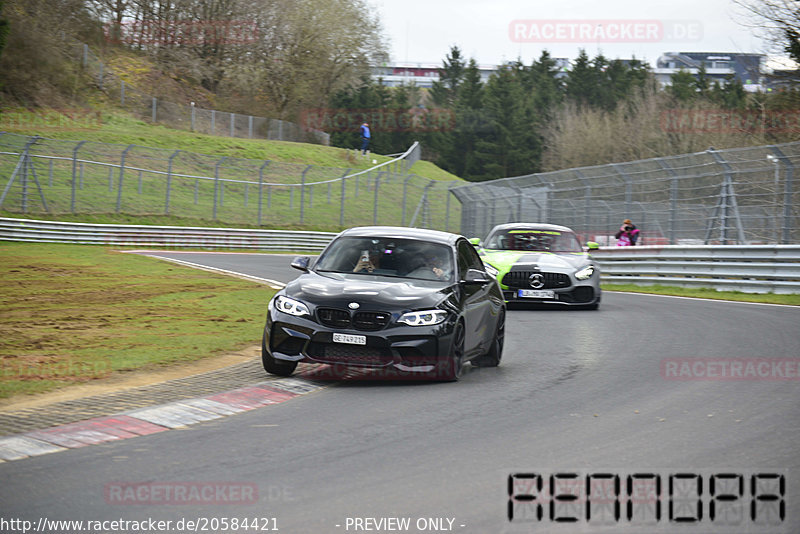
732 0 800 61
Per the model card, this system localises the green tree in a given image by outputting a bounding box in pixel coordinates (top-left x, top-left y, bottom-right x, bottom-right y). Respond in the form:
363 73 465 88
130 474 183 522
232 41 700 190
668 69 697 101
430 45 466 107
565 49 596 108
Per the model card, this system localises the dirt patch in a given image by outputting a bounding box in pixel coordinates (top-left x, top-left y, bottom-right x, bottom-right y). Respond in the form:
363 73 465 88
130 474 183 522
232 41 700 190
0 344 260 413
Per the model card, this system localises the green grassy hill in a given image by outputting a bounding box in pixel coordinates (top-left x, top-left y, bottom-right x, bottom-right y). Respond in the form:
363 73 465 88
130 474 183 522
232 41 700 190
0 111 464 232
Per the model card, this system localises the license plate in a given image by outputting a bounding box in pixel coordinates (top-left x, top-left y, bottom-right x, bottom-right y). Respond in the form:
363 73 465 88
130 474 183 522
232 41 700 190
518 289 556 299
332 333 367 345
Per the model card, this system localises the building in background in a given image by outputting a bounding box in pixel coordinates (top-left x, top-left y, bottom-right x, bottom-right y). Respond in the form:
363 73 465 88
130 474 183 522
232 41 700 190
653 52 765 91
373 53 797 93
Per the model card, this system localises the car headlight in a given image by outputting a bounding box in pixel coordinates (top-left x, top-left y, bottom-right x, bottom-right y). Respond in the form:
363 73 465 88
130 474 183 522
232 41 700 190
397 309 448 326
273 295 310 317
483 263 499 278
575 265 595 280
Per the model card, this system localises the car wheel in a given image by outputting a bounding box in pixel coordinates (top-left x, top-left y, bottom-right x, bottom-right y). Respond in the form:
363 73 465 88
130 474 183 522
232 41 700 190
475 309 504 367
261 332 298 377
440 321 465 381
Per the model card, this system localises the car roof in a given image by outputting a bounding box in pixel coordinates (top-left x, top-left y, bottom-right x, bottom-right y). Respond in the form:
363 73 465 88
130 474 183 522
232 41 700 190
338 226 462 245
487 223 575 234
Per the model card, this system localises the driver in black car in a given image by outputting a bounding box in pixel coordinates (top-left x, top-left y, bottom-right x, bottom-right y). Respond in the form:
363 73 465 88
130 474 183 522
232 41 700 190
405 249 451 280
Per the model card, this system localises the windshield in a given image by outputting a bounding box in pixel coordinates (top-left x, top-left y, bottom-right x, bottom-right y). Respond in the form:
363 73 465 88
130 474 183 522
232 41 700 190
315 236 455 281
485 229 583 253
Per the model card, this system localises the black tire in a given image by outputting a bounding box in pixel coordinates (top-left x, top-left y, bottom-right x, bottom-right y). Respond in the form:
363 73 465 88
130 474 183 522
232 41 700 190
440 321 465 381
474 309 505 367
261 332 298 377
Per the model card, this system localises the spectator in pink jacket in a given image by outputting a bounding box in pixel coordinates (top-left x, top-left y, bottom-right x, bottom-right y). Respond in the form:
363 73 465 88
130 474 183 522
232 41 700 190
615 219 640 246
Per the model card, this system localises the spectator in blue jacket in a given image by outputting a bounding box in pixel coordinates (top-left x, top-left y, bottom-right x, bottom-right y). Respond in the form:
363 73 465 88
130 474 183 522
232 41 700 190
359 122 370 155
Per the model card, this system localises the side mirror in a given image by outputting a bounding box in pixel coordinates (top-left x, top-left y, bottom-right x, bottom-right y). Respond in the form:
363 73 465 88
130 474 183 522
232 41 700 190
291 256 311 272
468 237 481 248
585 241 600 250
462 268 491 285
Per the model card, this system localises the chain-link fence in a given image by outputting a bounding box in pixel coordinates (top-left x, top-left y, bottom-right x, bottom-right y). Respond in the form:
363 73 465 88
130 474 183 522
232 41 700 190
0 134 460 231
76 44 329 145
453 142 800 245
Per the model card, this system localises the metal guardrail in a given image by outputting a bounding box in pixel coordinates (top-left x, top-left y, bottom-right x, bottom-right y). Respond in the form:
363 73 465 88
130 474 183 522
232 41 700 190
0 218 337 251
3 218 798 293
592 245 800 294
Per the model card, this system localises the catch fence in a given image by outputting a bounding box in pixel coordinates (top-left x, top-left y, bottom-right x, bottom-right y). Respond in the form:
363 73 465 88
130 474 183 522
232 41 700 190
452 142 800 245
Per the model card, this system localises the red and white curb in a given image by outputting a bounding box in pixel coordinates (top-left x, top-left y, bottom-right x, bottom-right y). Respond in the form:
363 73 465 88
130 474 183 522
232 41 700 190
0 376 327 462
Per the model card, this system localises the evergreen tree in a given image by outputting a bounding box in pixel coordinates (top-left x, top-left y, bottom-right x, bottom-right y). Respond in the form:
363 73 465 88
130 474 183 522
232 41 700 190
430 46 466 107
668 70 697 101
694 64 710 98
565 50 597 109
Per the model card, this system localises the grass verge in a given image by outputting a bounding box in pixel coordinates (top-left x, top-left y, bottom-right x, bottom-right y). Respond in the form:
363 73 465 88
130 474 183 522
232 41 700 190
0 242 275 399
602 283 800 306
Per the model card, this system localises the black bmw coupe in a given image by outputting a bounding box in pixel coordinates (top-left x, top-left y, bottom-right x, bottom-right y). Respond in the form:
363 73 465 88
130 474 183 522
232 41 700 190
262 226 506 381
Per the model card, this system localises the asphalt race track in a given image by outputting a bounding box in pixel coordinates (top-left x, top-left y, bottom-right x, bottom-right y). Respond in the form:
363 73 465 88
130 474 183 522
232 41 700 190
2 251 799 534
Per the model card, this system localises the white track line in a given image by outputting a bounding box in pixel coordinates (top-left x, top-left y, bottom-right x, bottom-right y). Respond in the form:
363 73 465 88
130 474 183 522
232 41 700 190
142 254 286 289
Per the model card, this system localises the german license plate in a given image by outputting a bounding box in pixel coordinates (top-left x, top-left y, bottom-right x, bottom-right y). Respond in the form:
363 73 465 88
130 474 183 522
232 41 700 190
332 333 366 345
518 289 556 299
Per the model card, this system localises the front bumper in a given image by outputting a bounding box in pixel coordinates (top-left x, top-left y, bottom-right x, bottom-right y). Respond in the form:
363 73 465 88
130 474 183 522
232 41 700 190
499 269 600 306
265 308 456 374
502 285 600 305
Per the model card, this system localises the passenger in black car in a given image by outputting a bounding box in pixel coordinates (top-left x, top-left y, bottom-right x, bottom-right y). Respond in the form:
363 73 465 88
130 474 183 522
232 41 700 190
353 249 380 273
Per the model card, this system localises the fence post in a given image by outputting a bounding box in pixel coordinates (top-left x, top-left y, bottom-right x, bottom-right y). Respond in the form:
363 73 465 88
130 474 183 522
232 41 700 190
769 145 795 244
230 113 235 137
373 172 384 225
248 116 253 139
258 161 269 225
574 170 592 237
611 164 632 219
211 110 215 135
401 175 413 226
213 156 227 220
706 149 746 245
340 168 350 228
191 103 196 132
654 158 680 245
300 165 312 224
82 44 88 68
165 149 180 215
152 98 157 122
115 144 135 213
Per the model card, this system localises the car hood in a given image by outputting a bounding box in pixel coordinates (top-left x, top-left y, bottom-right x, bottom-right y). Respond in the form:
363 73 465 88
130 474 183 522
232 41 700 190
481 250 591 270
285 271 450 311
